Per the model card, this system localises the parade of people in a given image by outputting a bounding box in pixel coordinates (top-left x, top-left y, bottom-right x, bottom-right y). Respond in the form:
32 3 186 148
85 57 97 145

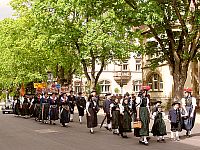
10 84 198 147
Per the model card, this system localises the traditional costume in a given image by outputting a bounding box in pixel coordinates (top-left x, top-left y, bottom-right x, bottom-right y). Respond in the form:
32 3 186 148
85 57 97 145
60 95 70 127
103 93 113 131
49 94 59 125
151 105 167 142
86 92 99 134
40 94 49 124
181 88 197 137
168 101 182 141
119 98 132 138
68 91 76 122
110 99 120 135
135 86 151 145
76 92 86 124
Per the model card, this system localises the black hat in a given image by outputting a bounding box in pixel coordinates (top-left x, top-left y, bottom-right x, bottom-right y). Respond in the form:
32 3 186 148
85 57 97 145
105 93 111 96
154 101 162 105
78 92 82 95
70 90 74 93
91 90 96 93
172 101 181 106
125 92 130 96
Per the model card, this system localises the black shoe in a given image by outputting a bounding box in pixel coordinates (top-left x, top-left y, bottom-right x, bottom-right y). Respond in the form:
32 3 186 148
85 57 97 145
147 137 151 141
105 127 109 130
122 135 128 138
139 141 144 144
108 128 112 132
90 130 94 134
161 139 166 143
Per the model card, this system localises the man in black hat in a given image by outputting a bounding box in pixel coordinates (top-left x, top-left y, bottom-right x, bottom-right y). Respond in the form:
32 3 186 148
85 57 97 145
76 92 86 124
68 90 76 122
103 93 113 131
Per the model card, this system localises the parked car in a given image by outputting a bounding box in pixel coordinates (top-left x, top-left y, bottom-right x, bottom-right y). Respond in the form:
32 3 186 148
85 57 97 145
2 103 14 114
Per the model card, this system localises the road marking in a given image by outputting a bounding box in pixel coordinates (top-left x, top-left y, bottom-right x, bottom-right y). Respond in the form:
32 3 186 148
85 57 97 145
34 129 58 134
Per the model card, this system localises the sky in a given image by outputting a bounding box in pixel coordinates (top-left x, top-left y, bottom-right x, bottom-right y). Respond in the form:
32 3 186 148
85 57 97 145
0 0 14 20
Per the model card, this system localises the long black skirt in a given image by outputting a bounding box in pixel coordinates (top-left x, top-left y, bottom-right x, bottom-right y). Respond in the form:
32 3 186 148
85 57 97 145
42 104 49 120
112 110 120 129
87 108 98 128
60 109 70 124
21 103 29 116
50 106 59 120
78 106 85 116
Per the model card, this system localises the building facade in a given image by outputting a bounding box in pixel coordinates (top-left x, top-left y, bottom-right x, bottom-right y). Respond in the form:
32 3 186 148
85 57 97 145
73 53 142 96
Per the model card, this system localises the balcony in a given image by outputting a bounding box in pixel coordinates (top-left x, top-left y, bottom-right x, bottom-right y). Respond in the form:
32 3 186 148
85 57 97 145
113 71 131 86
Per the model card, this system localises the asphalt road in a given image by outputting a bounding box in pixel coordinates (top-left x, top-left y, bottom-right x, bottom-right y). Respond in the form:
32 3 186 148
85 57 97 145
0 113 200 150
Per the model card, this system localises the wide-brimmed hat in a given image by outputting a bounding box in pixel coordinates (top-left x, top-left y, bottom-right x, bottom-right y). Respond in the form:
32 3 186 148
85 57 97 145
154 100 162 105
78 92 82 95
91 90 96 93
184 88 192 93
141 85 151 91
105 93 112 96
172 101 181 106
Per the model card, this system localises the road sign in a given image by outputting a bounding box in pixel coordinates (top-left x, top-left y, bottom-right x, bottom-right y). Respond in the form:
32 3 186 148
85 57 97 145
56 84 61 89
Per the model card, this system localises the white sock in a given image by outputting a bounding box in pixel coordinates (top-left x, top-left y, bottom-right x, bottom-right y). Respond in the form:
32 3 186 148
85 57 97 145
171 131 174 139
108 123 111 129
116 129 119 133
175 131 179 138
90 128 93 132
189 131 192 135
157 136 160 140
143 136 147 142
70 114 73 120
79 116 82 122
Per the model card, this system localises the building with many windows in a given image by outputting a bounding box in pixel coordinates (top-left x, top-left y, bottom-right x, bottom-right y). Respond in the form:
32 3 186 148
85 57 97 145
72 53 142 96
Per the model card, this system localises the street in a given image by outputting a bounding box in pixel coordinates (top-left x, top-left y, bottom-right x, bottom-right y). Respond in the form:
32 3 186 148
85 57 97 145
0 113 200 150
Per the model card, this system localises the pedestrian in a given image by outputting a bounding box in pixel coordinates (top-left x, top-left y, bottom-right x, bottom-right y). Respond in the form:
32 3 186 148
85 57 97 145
181 88 197 137
76 92 86 124
135 86 151 146
152 100 162 114
21 95 30 118
103 93 113 131
168 101 182 141
40 92 49 124
60 93 70 127
119 97 132 138
151 105 167 143
86 91 99 134
68 90 76 122
34 93 42 121
49 92 59 125
110 98 120 135
14 97 21 116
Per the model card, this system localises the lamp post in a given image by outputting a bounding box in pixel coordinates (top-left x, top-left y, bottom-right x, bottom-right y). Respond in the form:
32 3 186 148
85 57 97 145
120 63 123 95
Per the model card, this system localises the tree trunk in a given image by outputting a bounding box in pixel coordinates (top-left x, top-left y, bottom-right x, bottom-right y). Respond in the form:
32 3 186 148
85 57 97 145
171 62 189 100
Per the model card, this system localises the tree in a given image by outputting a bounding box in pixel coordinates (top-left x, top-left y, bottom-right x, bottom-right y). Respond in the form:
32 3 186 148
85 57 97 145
10 0 134 91
103 0 200 99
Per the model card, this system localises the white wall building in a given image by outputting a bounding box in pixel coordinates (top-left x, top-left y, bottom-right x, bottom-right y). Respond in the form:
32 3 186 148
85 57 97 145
73 53 142 96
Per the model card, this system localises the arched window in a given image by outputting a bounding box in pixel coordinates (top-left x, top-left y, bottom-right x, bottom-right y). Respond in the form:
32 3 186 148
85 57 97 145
147 73 163 91
99 80 111 94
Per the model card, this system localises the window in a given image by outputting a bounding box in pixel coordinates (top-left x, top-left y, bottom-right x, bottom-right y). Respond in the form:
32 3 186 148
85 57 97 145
136 60 141 71
99 80 111 94
147 73 163 91
74 81 82 94
103 65 108 71
123 64 128 70
133 80 142 92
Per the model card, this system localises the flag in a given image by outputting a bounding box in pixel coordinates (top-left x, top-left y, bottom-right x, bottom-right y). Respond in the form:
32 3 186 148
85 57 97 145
20 82 25 96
